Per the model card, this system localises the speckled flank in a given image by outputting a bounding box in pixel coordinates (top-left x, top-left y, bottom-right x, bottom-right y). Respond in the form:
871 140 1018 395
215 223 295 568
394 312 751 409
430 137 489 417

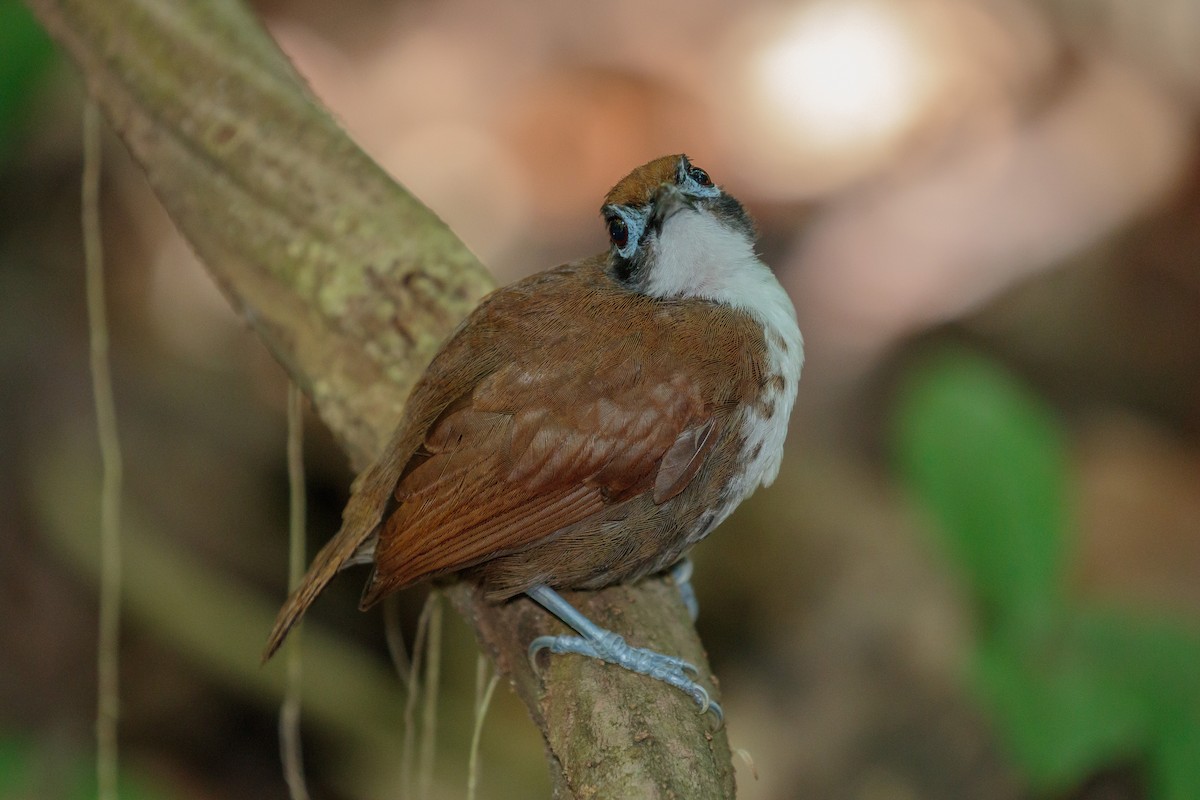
601 155 805 539
633 190 803 542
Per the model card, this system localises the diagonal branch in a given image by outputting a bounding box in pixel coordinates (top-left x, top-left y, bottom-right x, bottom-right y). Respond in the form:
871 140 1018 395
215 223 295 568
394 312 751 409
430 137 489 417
28 0 735 796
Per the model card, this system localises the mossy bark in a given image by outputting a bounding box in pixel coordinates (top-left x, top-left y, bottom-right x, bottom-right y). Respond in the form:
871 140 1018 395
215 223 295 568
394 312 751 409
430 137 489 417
27 0 736 795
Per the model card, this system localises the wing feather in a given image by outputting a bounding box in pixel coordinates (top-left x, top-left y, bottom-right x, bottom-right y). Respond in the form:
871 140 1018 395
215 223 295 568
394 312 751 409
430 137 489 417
360 340 720 604
266 258 767 657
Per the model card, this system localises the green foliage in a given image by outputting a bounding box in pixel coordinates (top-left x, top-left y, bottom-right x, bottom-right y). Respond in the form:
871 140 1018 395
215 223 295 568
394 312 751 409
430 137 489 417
893 347 1200 798
0 0 57 164
0 737 34 796
894 347 1067 636
0 734 169 800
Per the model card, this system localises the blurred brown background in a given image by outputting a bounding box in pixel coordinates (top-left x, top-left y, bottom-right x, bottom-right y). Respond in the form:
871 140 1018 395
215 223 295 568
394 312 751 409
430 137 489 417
2 0 1198 797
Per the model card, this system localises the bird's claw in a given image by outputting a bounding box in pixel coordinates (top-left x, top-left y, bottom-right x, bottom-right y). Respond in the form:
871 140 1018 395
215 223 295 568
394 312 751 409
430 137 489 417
528 632 720 725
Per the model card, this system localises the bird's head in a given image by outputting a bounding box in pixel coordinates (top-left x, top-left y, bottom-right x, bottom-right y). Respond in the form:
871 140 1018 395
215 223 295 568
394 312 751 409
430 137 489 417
601 154 757 300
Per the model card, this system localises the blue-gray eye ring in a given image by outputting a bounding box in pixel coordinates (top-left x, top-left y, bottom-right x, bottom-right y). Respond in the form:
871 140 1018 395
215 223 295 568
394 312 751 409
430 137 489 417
608 217 629 248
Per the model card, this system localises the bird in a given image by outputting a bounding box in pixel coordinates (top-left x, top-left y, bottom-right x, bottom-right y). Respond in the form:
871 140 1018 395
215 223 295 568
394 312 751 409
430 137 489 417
264 154 803 720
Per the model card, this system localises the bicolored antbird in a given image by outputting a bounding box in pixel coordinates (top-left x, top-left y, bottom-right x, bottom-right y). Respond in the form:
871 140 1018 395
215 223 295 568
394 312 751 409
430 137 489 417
265 154 803 722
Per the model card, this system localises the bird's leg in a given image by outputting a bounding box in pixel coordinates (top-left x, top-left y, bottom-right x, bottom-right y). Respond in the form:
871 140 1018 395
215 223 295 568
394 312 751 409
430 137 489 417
526 585 722 725
669 558 699 621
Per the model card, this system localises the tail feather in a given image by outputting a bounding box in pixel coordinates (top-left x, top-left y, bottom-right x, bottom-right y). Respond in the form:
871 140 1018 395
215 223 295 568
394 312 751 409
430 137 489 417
262 471 394 661
261 530 363 661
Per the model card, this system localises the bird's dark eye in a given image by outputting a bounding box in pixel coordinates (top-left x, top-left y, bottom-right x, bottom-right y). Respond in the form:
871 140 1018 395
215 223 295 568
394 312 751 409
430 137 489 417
689 166 713 187
608 217 629 248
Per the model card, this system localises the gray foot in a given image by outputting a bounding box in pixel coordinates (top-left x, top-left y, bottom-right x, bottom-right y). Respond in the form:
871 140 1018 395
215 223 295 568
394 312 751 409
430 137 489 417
526 585 722 725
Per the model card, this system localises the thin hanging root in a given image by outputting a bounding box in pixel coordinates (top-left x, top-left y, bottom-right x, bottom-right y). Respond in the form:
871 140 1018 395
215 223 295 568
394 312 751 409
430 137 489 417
279 383 311 800
401 590 439 797
83 99 123 800
418 591 443 800
278 699 308 800
467 654 501 800
383 594 412 690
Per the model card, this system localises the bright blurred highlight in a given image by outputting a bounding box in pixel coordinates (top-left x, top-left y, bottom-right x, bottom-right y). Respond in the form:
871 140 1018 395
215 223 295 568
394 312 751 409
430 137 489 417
722 0 940 195
753 1 928 150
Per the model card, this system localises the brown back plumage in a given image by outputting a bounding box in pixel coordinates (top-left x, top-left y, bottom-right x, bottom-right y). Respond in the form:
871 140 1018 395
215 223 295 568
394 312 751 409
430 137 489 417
264 255 768 659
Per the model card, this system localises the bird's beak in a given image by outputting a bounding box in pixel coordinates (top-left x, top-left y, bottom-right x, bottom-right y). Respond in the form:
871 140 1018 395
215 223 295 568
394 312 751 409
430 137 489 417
649 183 695 234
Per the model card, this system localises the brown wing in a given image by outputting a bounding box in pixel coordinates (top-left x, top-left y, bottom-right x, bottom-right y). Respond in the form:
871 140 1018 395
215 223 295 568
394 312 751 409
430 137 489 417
264 257 763 659
359 332 717 606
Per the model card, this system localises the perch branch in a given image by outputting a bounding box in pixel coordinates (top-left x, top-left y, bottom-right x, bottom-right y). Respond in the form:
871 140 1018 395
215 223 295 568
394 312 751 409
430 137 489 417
28 0 735 795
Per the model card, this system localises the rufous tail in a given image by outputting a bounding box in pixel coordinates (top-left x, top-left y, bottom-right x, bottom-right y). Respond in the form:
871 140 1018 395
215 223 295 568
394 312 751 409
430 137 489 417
262 472 391 661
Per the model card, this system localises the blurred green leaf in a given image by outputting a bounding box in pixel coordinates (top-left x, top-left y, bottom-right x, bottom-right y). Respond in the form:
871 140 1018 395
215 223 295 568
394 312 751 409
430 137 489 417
1072 612 1200 800
66 767 169 800
1155 711 1200 800
976 612 1200 795
1070 612 1200 719
893 347 1069 634
0 734 170 800
0 736 34 795
891 349 1200 796
974 630 1147 789
0 0 57 163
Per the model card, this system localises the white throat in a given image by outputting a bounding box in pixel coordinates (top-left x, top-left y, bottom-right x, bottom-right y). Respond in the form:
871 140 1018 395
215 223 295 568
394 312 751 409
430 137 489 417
648 209 804 491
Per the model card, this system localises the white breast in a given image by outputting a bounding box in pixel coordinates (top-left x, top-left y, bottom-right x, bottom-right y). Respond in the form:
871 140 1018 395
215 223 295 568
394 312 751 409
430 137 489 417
717 276 803 530
647 208 805 524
